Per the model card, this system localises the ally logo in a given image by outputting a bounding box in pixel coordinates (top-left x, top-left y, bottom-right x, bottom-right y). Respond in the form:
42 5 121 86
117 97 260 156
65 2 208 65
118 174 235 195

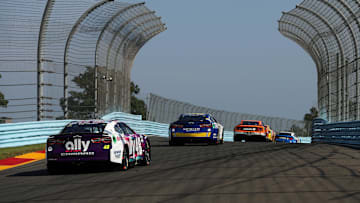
65 135 90 152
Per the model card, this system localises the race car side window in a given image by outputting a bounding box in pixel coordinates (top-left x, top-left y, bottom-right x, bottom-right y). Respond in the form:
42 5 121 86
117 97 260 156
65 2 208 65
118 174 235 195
119 123 135 135
115 124 125 134
209 116 215 123
212 117 218 123
125 124 135 134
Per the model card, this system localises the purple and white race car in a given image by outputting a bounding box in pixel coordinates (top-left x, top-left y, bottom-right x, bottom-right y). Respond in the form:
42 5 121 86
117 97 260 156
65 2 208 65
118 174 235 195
46 120 151 173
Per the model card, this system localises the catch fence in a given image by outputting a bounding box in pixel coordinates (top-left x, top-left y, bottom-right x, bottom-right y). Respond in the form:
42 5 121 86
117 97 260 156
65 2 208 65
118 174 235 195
147 94 305 132
0 0 166 122
279 0 360 123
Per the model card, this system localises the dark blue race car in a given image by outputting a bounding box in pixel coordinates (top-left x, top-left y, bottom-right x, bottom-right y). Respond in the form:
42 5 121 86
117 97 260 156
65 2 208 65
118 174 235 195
169 113 224 145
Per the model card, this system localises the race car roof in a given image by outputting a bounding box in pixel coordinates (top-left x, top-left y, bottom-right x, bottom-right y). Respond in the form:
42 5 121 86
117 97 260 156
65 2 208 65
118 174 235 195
67 120 108 125
181 113 210 117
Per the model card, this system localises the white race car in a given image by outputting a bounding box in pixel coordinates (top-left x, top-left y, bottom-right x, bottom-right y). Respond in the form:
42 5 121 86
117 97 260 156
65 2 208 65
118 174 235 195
46 120 151 173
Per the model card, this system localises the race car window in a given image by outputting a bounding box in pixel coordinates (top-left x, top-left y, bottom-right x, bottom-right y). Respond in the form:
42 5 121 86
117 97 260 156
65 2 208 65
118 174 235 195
279 133 291 136
115 124 125 134
242 121 260 126
61 123 106 134
210 117 217 123
118 123 135 135
276 136 290 140
179 115 206 122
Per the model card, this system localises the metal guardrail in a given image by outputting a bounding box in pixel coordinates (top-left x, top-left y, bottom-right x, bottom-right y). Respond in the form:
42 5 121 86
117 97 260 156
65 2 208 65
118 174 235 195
0 120 75 148
312 118 360 145
0 112 171 148
0 112 312 148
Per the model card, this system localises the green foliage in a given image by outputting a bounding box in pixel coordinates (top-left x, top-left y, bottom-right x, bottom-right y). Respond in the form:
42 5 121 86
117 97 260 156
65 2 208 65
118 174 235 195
289 107 319 137
0 74 8 108
130 82 147 120
59 67 95 119
131 82 140 95
290 124 307 137
304 107 319 122
59 70 147 120
304 107 318 136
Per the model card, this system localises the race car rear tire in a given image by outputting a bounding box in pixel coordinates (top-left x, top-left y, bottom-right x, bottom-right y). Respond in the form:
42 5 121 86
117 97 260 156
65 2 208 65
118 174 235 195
209 140 219 145
47 162 58 174
220 132 224 144
121 150 129 171
47 162 68 174
141 150 151 166
141 140 151 166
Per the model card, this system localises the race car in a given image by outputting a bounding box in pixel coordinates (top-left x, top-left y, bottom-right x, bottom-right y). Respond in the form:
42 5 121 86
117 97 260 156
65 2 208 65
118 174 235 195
169 113 224 145
233 120 267 142
265 125 276 142
46 120 151 173
275 131 299 143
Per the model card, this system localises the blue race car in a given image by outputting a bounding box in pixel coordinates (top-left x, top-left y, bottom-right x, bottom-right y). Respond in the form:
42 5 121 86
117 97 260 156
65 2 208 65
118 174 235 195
169 113 224 145
275 131 299 143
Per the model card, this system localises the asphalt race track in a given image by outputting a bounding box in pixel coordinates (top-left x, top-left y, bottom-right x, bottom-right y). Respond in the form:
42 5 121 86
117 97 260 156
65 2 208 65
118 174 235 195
1 136 360 203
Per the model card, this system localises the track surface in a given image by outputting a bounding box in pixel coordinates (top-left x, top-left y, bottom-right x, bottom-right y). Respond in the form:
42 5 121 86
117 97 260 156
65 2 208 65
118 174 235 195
1 136 360 203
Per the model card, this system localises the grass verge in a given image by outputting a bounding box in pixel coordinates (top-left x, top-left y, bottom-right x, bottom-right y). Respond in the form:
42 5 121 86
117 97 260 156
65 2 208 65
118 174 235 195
0 143 46 160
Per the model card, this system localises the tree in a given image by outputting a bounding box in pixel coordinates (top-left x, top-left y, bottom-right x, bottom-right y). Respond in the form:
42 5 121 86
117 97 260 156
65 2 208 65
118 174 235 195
130 82 147 120
290 124 307 137
59 69 147 119
0 74 8 108
59 67 95 119
303 107 319 136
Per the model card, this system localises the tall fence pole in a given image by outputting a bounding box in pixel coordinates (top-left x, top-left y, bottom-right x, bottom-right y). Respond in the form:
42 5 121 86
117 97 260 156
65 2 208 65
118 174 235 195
37 0 55 121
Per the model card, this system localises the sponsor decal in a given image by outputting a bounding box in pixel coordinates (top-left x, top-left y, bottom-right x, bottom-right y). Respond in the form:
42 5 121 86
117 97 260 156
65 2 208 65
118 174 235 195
47 146 53 152
243 128 256 131
103 145 110 150
60 152 95 156
114 150 122 158
183 128 200 132
60 135 94 156
64 135 90 152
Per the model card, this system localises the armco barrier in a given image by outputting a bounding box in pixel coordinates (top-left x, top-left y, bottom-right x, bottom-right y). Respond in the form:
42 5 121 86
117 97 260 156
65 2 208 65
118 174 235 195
312 118 360 145
0 112 311 148
0 120 75 148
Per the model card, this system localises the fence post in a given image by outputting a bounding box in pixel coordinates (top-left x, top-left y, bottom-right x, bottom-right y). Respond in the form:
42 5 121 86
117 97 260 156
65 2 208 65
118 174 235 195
37 0 55 121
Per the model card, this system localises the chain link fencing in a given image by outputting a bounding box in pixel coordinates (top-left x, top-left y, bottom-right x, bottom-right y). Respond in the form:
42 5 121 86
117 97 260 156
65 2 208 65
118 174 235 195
0 0 166 123
279 0 360 123
147 93 305 133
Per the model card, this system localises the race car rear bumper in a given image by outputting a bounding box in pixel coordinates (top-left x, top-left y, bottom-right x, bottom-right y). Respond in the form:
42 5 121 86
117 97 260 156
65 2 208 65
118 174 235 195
170 137 217 144
234 134 267 142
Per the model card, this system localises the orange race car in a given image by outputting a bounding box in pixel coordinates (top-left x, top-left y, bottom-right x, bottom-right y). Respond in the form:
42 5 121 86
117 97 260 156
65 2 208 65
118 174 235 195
234 120 268 142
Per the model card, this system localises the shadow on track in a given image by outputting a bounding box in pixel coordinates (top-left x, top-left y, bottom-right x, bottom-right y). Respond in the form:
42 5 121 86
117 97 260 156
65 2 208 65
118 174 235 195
8 164 134 177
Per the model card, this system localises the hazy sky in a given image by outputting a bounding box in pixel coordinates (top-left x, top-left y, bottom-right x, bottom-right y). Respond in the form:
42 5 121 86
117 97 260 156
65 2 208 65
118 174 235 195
131 0 315 120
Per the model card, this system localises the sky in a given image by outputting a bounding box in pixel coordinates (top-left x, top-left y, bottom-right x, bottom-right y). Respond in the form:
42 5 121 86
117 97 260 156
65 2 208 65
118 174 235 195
130 0 316 121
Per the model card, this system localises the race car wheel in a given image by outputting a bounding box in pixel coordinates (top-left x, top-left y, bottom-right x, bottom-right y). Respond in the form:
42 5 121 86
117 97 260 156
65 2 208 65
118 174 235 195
141 151 151 166
47 162 58 174
121 150 129 171
209 140 219 145
141 140 151 166
220 132 224 144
